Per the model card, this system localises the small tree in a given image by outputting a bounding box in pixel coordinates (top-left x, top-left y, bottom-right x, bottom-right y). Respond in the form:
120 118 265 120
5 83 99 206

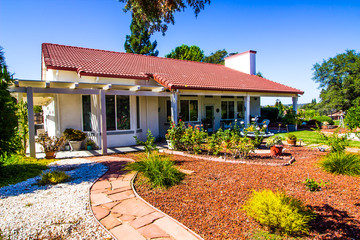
17 101 29 155
134 129 158 157
0 46 21 156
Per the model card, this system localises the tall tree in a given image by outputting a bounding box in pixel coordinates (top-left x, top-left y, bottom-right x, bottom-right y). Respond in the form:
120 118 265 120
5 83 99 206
0 46 20 156
124 19 159 56
119 0 210 34
203 49 228 64
165 44 204 62
313 50 360 111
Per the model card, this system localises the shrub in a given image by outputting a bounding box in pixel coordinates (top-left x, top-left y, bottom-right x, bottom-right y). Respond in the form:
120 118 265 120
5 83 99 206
303 178 328 191
63 128 86 141
243 189 315 236
320 152 360 176
312 115 334 125
134 129 158 156
166 120 186 150
282 111 297 125
287 133 297 141
344 106 360 130
125 153 185 188
316 128 349 153
38 170 70 185
266 136 283 148
206 128 224 155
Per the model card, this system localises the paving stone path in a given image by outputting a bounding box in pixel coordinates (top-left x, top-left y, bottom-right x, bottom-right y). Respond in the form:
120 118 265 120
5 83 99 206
88 156 202 240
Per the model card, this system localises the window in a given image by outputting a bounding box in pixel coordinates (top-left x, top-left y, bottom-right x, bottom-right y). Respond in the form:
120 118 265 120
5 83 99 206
136 96 140 128
237 100 244 119
180 100 198 121
82 95 92 131
221 101 234 119
106 95 130 131
106 95 116 130
166 100 171 122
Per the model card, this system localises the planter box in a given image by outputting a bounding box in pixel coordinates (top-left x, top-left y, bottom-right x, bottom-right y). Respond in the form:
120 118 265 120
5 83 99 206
69 141 82 151
287 139 296 146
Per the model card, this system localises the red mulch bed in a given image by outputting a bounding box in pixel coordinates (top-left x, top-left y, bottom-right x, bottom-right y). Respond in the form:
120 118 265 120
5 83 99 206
130 146 360 240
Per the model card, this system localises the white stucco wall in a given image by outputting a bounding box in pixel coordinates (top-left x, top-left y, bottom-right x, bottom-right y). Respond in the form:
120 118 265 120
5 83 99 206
250 97 261 117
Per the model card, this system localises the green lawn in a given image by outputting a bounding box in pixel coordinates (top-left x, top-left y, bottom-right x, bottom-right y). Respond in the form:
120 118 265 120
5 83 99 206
275 130 360 148
0 155 55 187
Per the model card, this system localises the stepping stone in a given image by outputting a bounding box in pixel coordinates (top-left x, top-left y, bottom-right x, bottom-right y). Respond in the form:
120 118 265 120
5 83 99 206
130 211 165 229
112 198 155 217
91 193 113 206
108 190 135 202
100 214 122 229
92 206 110 220
110 223 146 240
138 224 170 239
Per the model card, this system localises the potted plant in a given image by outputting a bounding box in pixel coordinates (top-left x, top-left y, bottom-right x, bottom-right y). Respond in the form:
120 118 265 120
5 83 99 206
266 136 284 156
36 132 65 159
286 133 297 146
85 139 96 150
63 128 87 151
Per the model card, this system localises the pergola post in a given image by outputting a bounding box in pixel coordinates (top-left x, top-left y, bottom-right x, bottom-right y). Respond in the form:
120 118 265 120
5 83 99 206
27 87 36 158
170 90 178 125
292 96 298 131
99 90 107 155
245 95 251 126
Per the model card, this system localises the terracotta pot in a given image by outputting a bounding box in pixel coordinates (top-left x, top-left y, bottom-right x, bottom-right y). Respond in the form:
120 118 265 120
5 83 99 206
287 139 296 146
270 145 283 156
45 151 56 159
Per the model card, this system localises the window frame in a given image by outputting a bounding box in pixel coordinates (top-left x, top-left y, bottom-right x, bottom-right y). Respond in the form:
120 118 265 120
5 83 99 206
180 99 199 122
106 95 131 131
81 94 92 132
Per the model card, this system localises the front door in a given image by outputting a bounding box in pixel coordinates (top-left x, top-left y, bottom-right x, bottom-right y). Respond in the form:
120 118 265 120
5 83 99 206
205 105 214 133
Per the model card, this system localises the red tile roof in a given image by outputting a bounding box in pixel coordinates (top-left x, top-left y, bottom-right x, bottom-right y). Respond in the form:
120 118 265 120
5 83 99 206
42 43 303 94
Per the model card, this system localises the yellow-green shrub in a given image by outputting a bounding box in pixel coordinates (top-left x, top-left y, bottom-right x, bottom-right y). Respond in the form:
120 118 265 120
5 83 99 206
243 189 315 236
38 170 70 185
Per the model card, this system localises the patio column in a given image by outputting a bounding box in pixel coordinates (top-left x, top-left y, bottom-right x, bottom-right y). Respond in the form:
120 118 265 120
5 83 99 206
99 90 107 155
27 87 36 158
245 95 251 126
292 96 298 130
170 90 178 125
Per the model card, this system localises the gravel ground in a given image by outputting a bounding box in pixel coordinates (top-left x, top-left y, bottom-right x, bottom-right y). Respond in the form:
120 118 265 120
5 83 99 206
0 158 112 240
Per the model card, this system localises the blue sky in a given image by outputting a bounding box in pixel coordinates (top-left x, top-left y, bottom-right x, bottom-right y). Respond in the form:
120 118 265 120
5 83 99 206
1 0 359 105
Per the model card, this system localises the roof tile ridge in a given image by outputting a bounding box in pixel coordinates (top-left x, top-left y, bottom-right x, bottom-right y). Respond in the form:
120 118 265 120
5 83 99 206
42 43 130 56
223 66 303 94
42 43 225 67
158 56 225 67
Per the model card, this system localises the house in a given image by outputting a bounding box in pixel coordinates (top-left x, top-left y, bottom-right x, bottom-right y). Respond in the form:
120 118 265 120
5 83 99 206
11 43 303 157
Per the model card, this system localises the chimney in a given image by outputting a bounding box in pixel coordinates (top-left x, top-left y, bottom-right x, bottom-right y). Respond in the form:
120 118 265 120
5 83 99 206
224 50 257 75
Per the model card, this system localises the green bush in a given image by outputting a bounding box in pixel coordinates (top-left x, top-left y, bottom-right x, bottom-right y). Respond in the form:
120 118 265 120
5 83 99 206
303 178 328 192
125 153 185 188
320 152 360 176
206 128 224 155
316 128 349 153
286 134 297 141
38 170 70 185
312 115 334 125
63 128 86 141
243 189 315 236
344 106 360 130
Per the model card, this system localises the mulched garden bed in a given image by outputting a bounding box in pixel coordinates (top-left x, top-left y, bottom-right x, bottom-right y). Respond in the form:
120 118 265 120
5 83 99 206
129 146 360 240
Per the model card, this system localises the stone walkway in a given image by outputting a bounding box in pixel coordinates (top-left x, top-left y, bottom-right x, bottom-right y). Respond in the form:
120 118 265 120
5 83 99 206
88 156 203 240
